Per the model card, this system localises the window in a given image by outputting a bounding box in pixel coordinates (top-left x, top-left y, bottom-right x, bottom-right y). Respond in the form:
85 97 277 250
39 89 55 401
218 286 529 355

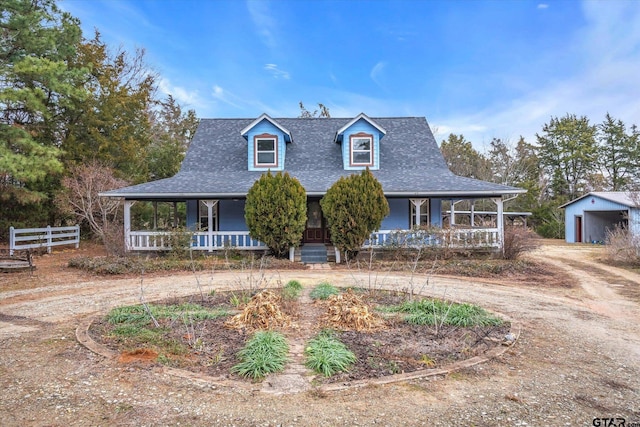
254 134 278 167
410 200 429 228
199 200 218 231
350 133 373 166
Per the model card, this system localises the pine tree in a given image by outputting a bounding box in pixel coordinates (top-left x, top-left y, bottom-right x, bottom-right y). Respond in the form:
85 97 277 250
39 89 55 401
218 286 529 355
244 171 307 258
321 169 389 261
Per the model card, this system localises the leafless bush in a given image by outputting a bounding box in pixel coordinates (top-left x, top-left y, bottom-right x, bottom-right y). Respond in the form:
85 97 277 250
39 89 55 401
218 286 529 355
501 226 540 260
605 226 640 264
101 220 126 256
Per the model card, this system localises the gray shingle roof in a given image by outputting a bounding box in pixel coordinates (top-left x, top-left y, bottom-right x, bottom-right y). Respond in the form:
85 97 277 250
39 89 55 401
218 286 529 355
103 116 524 198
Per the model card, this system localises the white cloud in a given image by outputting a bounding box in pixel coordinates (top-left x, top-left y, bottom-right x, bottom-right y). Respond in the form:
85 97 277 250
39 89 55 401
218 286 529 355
158 78 206 110
370 61 387 89
264 64 291 79
431 0 640 149
247 0 278 49
537 4 549 9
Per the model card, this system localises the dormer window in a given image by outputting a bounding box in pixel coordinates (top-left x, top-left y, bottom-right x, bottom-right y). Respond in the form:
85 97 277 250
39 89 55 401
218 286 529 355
350 133 373 166
254 134 278 167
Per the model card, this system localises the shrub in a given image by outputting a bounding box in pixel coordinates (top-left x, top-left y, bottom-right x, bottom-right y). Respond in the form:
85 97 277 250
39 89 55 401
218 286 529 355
501 226 540 260
605 226 640 264
385 298 503 327
305 330 356 377
244 171 307 258
321 169 389 261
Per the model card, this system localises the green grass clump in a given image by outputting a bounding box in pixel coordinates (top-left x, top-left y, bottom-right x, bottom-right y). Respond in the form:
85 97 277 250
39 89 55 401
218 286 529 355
309 282 340 300
282 280 303 300
107 303 228 325
231 331 289 380
305 330 356 377
385 299 503 327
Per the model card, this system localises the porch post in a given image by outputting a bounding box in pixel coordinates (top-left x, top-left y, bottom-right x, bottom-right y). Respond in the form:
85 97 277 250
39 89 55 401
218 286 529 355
202 200 218 252
450 199 455 226
124 200 135 251
470 199 475 227
410 199 426 228
153 201 158 230
492 197 504 253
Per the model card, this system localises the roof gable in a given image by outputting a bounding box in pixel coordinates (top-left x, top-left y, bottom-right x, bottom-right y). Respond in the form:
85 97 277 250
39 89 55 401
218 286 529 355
560 191 640 209
240 113 292 143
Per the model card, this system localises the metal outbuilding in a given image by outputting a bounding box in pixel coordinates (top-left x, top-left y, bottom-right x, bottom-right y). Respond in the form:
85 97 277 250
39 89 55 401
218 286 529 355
561 192 640 243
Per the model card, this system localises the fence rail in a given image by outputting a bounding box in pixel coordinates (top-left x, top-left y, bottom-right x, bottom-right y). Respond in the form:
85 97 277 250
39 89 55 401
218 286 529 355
9 226 80 256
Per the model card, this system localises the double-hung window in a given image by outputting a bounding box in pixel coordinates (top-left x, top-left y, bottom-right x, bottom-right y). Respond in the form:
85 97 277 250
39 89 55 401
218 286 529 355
254 134 278 167
350 133 373 166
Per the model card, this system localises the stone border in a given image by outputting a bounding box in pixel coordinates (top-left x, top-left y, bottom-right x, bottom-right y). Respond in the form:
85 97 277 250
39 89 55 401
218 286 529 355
76 308 520 394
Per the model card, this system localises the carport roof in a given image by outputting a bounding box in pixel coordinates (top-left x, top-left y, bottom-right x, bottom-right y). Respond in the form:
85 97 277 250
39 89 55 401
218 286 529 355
560 192 640 209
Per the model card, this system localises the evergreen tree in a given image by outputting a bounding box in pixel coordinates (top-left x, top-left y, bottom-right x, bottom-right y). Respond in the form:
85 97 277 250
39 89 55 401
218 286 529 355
245 171 307 258
0 0 87 204
440 134 491 180
320 169 389 261
536 114 598 200
597 113 640 191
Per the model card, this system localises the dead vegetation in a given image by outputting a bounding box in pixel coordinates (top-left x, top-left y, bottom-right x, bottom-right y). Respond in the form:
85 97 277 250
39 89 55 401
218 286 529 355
225 290 292 330
323 289 386 331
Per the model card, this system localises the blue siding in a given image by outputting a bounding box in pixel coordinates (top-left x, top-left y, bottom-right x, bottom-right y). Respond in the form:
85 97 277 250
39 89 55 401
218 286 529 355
341 119 382 171
381 198 410 229
246 120 287 171
186 200 199 230
219 199 248 231
431 199 443 227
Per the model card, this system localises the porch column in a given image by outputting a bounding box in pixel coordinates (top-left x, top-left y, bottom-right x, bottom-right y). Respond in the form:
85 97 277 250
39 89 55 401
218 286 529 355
202 200 218 252
470 199 475 227
410 198 427 228
492 197 504 253
450 199 455 226
124 200 136 251
153 201 158 230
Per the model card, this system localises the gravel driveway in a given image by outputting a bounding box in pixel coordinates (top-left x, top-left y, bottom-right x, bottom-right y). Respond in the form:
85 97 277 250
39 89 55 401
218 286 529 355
1 243 639 426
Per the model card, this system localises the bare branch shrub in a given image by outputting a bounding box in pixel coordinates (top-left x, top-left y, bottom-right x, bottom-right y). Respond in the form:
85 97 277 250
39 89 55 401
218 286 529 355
501 226 540 260
605 226 640 264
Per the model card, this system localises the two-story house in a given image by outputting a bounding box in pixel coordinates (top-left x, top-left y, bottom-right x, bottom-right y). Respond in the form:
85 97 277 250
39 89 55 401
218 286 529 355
101 113 525 260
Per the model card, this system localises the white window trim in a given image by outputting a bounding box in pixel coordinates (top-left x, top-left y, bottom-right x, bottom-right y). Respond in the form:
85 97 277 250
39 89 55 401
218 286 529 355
349 133 374 166
254 134 278 167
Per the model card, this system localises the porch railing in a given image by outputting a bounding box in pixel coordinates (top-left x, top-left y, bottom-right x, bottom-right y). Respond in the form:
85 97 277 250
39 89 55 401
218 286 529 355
127 228 500 252
127 230 267 251
366 228 501 249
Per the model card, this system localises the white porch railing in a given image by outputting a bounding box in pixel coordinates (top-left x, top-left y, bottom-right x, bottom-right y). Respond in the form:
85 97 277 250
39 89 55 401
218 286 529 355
366 228 501 249
127 230 267 251
9 225 80 256
127 228 500 252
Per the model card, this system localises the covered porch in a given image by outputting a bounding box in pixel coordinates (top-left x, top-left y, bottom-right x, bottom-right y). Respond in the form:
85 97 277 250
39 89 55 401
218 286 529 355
119 195 516 259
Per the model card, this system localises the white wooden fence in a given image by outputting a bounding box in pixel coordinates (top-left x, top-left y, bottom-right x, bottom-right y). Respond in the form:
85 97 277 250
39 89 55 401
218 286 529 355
9 226 80 256
366 228 501 249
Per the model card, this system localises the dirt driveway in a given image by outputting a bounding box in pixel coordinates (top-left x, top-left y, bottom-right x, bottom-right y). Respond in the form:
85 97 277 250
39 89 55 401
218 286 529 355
1 243 639 426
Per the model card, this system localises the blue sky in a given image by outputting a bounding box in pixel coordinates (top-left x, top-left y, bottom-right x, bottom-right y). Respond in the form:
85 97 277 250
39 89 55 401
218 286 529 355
61 0 640 149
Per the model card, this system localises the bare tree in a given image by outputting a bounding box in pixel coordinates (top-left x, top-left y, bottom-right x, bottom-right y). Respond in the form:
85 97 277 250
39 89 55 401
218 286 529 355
56 161 128 242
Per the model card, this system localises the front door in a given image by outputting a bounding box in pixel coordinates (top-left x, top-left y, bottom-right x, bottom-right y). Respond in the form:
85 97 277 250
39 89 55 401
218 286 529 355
304 200 326 243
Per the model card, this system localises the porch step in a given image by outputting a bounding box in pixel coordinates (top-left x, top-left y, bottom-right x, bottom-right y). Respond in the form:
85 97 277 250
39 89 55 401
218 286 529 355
300 244 328 264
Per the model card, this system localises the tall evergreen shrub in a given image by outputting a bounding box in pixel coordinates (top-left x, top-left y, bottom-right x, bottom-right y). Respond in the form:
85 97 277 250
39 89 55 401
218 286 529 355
321 169 389 261
244 171 307 258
